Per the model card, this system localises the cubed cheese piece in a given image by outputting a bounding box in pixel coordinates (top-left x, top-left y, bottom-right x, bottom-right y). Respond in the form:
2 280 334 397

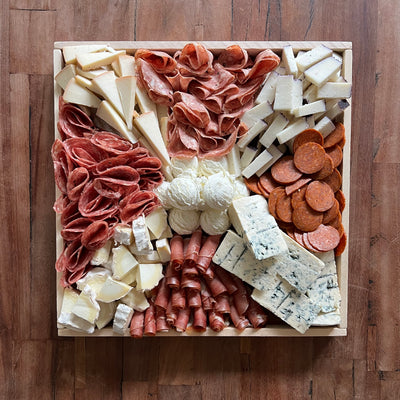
96 301 117 330
136 263 163 291
77 50 126 71
282 46 298 77
111 245 139 280
57 288 95 334
55 64 76 90
132 215 153 253
317 81 352 99
63 44 107 64
259 113 289 148
121 288 150 312
113 224 133 245
240 146 259 169
118 55 136 76
145 207 168 240
304 57 342 87
226 145 242 178
113 303 134 335
255 71 279 104
276 118 309 144
71 286 101 324
116 76 137 130
273 76 302 112
293 100 326 117
76 267 112 295
91 239 113 266
303 84 318 104
134 111 171 166
241 101 273 128
228 195 288 260
296 45 333 72
136 84 158 115
137 251 161 264
237 120 267 150
156 238 171 263
96 100 138 144
255 144 283 176
96 276 132 303
63 78 101 108
314 116 336 137
241 149 273 179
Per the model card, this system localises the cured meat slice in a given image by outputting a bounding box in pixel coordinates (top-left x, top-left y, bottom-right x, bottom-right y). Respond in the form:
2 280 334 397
206 274 228 298
175 307 191 332
335 231 347 257
193 306 207 331
326 145 343 168
308 224 340 252
229 301 250 331
53 195 69 214
293 142 326 174
173 92 211 128
214 294 231 314
185 229 202 267
323 168 342 193
268 187 285 219
137 59 174 106
81 220 110 251
165 71 195 92
130 311 145 338
166 299 178 326
276 192 294 223
52 139 74 194
310 154 334 180
135 48 177 74
181 275 201 291
119 190 159 224
218 45 250 71
197 236 221 273
154 278 170 310
66 167 90 201
144 302 157 336
208 311 225 332
246 297 268 328
335 190 346 213
324 122 345 148
198 127 238 159
305 181 335 212
167 118 199 158
165 260 180 289
90 131 136 156
187 289 202 308
285 177 311 196
293 129 324 153
259 171 280 194
214 266 238 295
244 175 263 195
201 286 216 311
61 201 81 226
292 201 323 232
176 42 214 77
61 217 93 242
322 199 340 224
291 186 307 209
170 235 184 271
231 275 249 316
171 288 186 309
223 78 262 113
156 308 169 332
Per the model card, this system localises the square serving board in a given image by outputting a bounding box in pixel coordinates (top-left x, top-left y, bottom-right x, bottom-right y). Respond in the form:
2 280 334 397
54 41 352 337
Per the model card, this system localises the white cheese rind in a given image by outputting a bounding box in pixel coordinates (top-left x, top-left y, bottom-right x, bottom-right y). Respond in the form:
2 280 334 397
71 286 101 324
304 57 342 87
296 45 333 72
132 215 153 253
276 118 309 144
96 301 117 330
113 225 133 245
113 303 134 335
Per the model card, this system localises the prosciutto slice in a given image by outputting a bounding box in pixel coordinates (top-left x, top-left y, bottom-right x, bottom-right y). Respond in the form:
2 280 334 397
246 297 268 328
175 308 191 332
214 294 231 314
135 48 177 74
156 308 169 332
154 278 170 310
176 42 214 77
130 311 145 338
229 301 250 331
171 288 186 310
196 235 221 273
144 302 157 336
193 307 207 331
187 289 202 308
209 311 225 332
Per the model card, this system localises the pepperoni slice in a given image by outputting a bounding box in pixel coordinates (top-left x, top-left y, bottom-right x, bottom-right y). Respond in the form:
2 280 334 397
244 175 262 195
307 224 340 252
326 145 343 168
324 122 345 149
285 177 311 196
335 190 346 213
305 181 335 212
302 232 321 252
293 142 326 174
335 231 347 256
322 199 340 224
276 193 293 223
259 171 280 193
293 129 324 153
294 229 306 247
291 186 307 208
271 155 303 185
268 187 285 218
323 168 342 192
310 154 334 180
257 180 270 198
292 201 323 232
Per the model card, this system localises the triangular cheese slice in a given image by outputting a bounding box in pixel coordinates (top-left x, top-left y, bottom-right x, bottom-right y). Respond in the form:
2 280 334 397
116 76 137 130
63 44 107 64
118 55 135 76
63 78 101 108
77 50 125 71
136 84 157 115
55 64 76 90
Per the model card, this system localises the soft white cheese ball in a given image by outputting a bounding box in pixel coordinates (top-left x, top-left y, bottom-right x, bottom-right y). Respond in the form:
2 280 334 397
168 208 200 235
202 172 235 210
170 157 199 178
168 176 201 210
232 178 250 200
200 209 231 235
198 157 229 177
153 181 172 209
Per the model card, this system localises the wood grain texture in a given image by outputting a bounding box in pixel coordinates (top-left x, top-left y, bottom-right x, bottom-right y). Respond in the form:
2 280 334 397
1 0 399 398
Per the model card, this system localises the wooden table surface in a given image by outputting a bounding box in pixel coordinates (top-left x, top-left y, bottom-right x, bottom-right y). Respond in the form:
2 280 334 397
1 0 399 399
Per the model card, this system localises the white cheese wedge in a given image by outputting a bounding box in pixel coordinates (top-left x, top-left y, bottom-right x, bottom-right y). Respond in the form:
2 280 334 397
76 66 111 79
282 46 298 77
314 116 336 137
228 195 288 260
63 44 107 64
76 267 112 295
276 118 309 144
317 81 352 99
91 71 124 116
156 238 171 263
96 276 132 303
136 263 164 291
71 285 101 324
145 207 168 240
293 99 326 117
226 145 242 178
157 103 169 121
136 84 158 115
116 76 137 130
134 111 171 166
118 55 136 76
137 251 161 264
74 74 98 93
57 288 95 334
131 215 153 253
274 75 302 112
113 303 134 335
237 120 267 150
255 71 279 104
240 146 259 169
111 245 139 280
296 45 333 72
63 78 101 108
121 287 150 312
111 59 122 77
96 301 117 329
55 64 76 90
304 57 342 87
96 100 138 144
90 239 113 266
255 144 283 176
259 113 289 148
241 149 273 179
241 101 274 128
120 267 137 285
113 224 133 245
77 50 126 71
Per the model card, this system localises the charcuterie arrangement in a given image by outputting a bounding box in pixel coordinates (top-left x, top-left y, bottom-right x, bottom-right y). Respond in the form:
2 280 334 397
53 42 351 336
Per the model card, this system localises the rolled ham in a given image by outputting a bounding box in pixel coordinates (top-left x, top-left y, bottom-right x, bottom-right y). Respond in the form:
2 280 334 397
154 278 170 310
130 311 145 338
193 307 207 331
144 303 157 336
196 235 221 274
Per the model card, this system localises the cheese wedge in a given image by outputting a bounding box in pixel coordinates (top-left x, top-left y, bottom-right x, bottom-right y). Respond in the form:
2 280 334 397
242 149 273 179
116 76 137 130
237 120 267 150
240 146 259 169
111 245 139 280
259 113 289 148
74 74 102 96
91 239 113 266
111 60 122 77
137 251 162 264
136 84 158 115
55 64 76 90
113 303 133 335
276 118 309 144
121 288 149 311
136 263 163 291
145 207 168 239
76 267 112 295
63 44 107 64
118 55 136 76
134 111 171 166
256 144 283 176
96 301 117 330
227 145 242 178
76 66 111 79
96 276 132 303
304 57 342 87
71 286 100 324
296 45 333 72
156 238 171 263
63 78 101 108
77 50 126 71
314 116 335 137
274 75 302 112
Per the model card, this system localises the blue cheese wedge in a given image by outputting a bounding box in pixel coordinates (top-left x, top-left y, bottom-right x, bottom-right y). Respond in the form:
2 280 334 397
312 310 341 326
213 230 247 271
228 196 288 260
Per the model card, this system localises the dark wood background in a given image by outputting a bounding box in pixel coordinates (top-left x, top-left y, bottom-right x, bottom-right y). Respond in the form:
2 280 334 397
1 0 399 398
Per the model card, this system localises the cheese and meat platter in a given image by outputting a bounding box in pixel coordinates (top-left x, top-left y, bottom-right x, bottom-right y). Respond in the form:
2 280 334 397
53 41 351 337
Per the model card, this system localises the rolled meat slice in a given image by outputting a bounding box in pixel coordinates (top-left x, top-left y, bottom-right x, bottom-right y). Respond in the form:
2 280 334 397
214 266 238 295
144 302 157 336
181 275 201 291
193 307 207 331
81 220 111 251
156 308 169 333
187 289 202 308
173 92 211 129
175 308 191 333
166 299 178 327
229 301 250 331
52 139 74 194
206 273 228 298
185 229 202 267
165 261 180 289
231 275 249 316
196 235 221 273
176 42 214 77
154 278 170 310
201 285 216 311
170 235 184 271
66 167 90 202
130 311 145 338
208 311 225 332
171 288 186 310
135 48 177 74
246 297 268 328
218 45 250 71
214 294 230 314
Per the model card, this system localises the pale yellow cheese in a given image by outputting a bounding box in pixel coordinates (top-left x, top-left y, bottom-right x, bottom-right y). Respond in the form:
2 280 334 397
77 50 126 71
116 76 137 130
55 64 76 90
63 78 101 108
118 55 136 76
63 44 107 64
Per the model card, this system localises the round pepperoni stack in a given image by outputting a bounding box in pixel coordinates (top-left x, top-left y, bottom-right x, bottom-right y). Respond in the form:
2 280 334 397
245 123 347 256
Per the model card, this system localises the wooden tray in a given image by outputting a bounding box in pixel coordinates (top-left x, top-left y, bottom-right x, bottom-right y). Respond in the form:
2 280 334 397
53 41 352 337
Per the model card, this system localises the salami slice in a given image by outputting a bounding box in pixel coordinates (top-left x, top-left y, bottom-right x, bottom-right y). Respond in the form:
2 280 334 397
335 231 347 256
244 175 263 195
322 199 340 224
259 171 280 194
218 45 250 71
90 131 135 156
67 167 90 202
271 155 303 185
292 201 323 232
81 220 110 251
61 217 93 242
285 177 311 196
267 187 285 218
307 224 340 252
276 192 294 223
305 181 335 212
335 190 346 213
293 142 326 174
119 190 159 224
176 42 214 77
323 168 342 192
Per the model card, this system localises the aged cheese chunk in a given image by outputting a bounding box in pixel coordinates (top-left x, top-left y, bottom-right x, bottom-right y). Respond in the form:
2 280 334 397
77 50 126 71
63 78 101 108
240 146 259 169
136 263 163 291
145 207 169 240
241 101 274 128
71 286 101 324
121 288 150 312
241 149 273 179
319 99 350 122
259 113 289 148
304 57 342 87
296 45 333 72
274 75 303 112
293 100 326 117
120 267 137 285
317 81 352 99
96 301 117 330
276 118 309 144
156 238 171 263
55 64 76 90
237 120 267 150
255 144 284 176
132 215 153 254
303 84 318 104
226 145 242 178
228 195 288 260
111 59 122 77
282 46 298 77
255 71 279 104
116 76 137 130
91 239 113 266
74 74 101 95
113 224 133 245
96 276 132 303
113 303 134 335
111 245 139 280
118 55 136 76
136 251 161 264
63 44 107 64
76 267 112 295
314 116 335 137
